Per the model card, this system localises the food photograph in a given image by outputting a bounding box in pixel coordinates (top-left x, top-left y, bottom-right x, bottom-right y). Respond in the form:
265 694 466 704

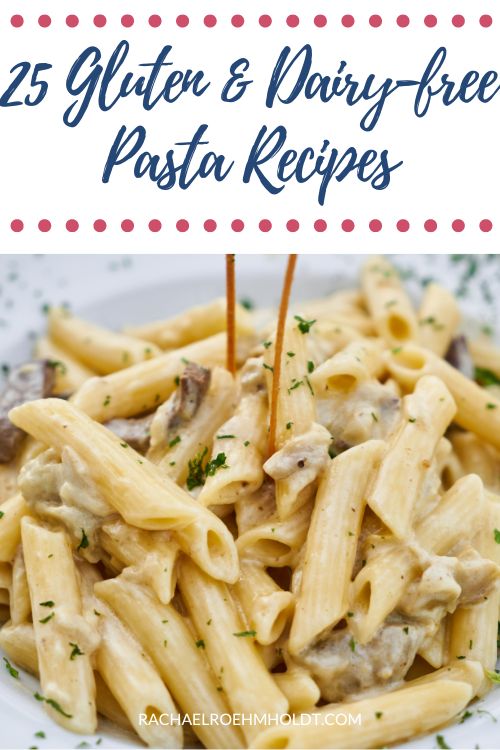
0 254 499 750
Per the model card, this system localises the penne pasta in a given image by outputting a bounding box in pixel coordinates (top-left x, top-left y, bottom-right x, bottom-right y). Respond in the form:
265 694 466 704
124 297 255 349
48 307 161 375
34 336 96 394
361 256 418 346
417 283 461 356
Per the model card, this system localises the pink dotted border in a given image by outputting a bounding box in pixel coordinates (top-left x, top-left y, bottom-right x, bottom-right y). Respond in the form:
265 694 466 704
7 14 495 29
8 219 494 234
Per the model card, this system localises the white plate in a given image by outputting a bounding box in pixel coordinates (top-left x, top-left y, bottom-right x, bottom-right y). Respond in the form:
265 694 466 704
0 254 498 750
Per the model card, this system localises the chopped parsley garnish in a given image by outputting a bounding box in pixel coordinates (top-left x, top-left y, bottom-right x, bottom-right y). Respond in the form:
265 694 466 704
456 655 465 660
263 341 272 349
217 435 235 440
392 347 402 354
233 630 256 638
69 642 84 660
305 376 314 395
186 449 228 488
103 395 111 407
485 669 500 684
494 529 500 544
244 440 250 447
205 453 228 477
263 363 274 372
408 417 416 423
34 692 72 717
174 375 180 386
403 626 409 634
77 529 89 551
286 421 293 430
120 441 128 448
349 637 356 652
3 657 19 679
40 600 54 608
186 448 208 490
475 367 500 386
0 511 3 519
436 735 450 749
459 710 473 723
39 613 54 624
375 711 383 719
371 412 378 422
294 315 316 334
287 351 295 358
288 380 303 394
486 402 497 410
34 731 46 738
94 609 102 617
47 360 68 375
169 435 181 448
240 298 254 311
196 639 205 649
307 360 315 373
347 612 354 618
206 619 212 626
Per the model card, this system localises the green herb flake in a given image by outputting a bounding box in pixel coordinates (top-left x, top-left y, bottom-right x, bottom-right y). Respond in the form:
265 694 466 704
349 637 356 652
233 630 257 638
40 600 54 608
459 710 473 724
39 612 55 624
77 529 89 551
240 298 254 311
217 435 235 440
436 735 450 750
205 453 228 477
69 642 84 660
403 626 409 634
244 441 250 447
263 341 272 349
456 655 466 660
93 609 102 617
263 363 274 373
392 347 402 354
206 619 212 626
186 447 208 490
174 375 180 386
485 669 500 684
347 612 354 618
103 395 111 407
371 412 378 422
0 511 4 519
408 417 416 423
34 693 72 718
47 360 68 376
34 732 46 739
494 528 500 544
120 441 128 448
294 315 316 334
307 360 315 373
3 657 19 679
196 639 205 649
287 351 296 358
286 421 293 430
169 435 181 448
475 367 500 387
375 711 383 719
486 403 497 410
288 380 303 394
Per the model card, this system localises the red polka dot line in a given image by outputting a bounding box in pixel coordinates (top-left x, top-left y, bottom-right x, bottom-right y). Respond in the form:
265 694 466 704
7 220 495 233
7 15 495 29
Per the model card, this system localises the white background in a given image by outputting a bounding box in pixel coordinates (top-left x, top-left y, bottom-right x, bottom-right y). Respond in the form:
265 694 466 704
0 0 498 252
